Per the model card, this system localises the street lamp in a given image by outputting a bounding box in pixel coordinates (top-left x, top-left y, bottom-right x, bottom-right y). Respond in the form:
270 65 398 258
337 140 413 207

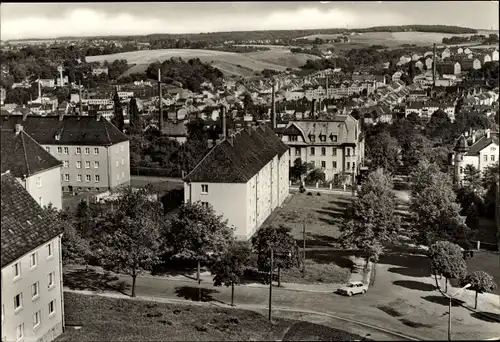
447 283 471 341
268 248 291 321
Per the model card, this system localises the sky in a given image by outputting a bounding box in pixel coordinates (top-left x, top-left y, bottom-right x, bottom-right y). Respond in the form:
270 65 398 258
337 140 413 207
1 1 499 41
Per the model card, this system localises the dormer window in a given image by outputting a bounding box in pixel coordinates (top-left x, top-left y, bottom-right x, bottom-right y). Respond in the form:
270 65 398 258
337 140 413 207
319 134 326 142
55 134 60 141
330 134 338 142
309 134 316 142
289 135 298 142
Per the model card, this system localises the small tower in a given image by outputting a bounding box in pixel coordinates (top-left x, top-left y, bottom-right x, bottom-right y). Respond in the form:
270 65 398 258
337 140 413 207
453 134 469 184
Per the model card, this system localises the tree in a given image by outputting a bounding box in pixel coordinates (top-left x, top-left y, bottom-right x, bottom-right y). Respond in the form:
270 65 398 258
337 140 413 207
210 241 252 306
482 162 499 219
462 271 497 309
366 131 400 173
96 186 165 297
410 160 472 247
112 92 124 132
168 201 234 282
427 241 468 292
129 97 141 135
289 158 313 183
462 164 482 192
339 168 401 263
305 168 326 184
251 225 301 287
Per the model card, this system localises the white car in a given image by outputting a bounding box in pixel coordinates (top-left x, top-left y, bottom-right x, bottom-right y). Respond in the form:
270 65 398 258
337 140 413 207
337 281 368 296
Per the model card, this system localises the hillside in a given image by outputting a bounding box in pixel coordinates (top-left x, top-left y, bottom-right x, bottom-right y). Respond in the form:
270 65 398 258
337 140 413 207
85 48 320 78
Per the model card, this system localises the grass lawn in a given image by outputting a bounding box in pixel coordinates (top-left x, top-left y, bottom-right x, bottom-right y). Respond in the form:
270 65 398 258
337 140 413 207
465 251 500 295
57 292 365 341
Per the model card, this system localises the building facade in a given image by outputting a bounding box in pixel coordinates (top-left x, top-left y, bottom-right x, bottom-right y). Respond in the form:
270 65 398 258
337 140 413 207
1 172 65 342
0 126 63 209
0 115 130 193
279 115 365 184
184 124 289 240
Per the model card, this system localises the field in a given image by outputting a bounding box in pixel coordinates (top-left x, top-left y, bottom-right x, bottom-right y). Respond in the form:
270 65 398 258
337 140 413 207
85 48 320 78
57 292 366 341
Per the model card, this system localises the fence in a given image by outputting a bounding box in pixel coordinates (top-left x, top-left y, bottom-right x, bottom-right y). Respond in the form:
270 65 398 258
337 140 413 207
472 240 499 252
131 167 182 178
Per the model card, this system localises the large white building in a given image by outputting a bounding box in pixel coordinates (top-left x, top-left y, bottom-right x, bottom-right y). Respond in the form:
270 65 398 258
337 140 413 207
0 125 63 209
184 123 290 240
450 130 499 185
1 171 65 342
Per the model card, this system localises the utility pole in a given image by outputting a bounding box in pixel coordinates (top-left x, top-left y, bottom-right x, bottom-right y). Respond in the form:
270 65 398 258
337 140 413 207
268 248 273 321
496 174 499 253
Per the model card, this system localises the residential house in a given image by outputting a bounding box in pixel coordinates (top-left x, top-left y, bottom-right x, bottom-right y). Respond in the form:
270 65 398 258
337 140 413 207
425 57 433 70
464 48 472 55
1 171 65 342
457 47 464 54
450 130 499 184
184 123 289 240
412 53 422 61
436 62 461 76
0 125 63 209
161 121 188 144
441 48 451 60
473 58 482 70
399 55 411 65
415 60 424 71
492 50 499 61
0 115 130 193
38 79 55 88
280 114 364 184
482 54 492 64
92 67 109 76
392 71 403 81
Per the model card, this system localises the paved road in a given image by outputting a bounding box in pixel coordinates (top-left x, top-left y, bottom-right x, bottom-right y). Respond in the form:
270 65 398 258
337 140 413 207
64 261 499 341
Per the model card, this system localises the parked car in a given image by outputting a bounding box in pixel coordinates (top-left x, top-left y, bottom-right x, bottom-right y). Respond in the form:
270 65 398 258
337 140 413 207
337 281 368 296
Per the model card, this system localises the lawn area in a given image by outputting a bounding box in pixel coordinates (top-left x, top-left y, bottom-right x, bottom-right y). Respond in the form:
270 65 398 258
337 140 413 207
465 251 500 295
57 292 365 341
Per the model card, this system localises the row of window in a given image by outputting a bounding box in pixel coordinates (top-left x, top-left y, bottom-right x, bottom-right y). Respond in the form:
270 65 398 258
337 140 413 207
62 159 126 169
289 134 338 143
294 147 356 157
13 243 53 279
309 161 356 170
483 155 496 162
47 145 125 155
14 275 55 311
10 300 56 341
62 172 125 182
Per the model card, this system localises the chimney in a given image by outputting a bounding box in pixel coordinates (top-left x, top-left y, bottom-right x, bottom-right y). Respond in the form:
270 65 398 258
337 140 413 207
271 79 276 129
221 106 227 140
245 121 252 135
79 81 83 115
472 132 477 144
158 68 164 132
486 128 491 139
96 114 101 121
38 79 41 100
15 124 23 135
433 43 437 84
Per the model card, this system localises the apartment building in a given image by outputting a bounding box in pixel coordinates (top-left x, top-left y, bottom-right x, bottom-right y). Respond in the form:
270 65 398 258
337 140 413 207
280 114 365 184
0 125 63 209
0 115 130 193
184 123 289 240
1 171 65 342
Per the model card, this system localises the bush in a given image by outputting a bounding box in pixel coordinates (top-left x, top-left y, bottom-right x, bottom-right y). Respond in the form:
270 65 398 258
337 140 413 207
317 192 322 196
307 192 313 196
299 186 306 193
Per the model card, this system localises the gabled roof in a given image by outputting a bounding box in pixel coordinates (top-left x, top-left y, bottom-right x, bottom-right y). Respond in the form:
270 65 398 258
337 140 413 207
0 115 128 146
184 124 288 183
1 171 64 268
161 121 188 137
465 135 499 156
1 129 62 177
454 134 468 152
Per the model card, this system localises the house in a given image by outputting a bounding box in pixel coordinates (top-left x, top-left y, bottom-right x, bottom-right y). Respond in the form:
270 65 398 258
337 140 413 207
483 54 492 64
412 53 422 61
399 55 411 65
441 49 451 60
473 58 482 70
0 125 63 209
92 67 109 76
492 50 499 61
280 113 364 184
425 57 433 70
415 60 424 71
161 121 188 144
0 115 130 193
457 47 464 54
392 71 403 81
183 121 289 240
450 130 499 184
1 171 65 342
38 79 55 88
464 48 472 55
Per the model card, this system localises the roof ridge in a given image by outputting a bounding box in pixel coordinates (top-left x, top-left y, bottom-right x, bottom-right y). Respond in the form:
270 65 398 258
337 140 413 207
220 143 248 182
103 120 112 144
20 131 30 176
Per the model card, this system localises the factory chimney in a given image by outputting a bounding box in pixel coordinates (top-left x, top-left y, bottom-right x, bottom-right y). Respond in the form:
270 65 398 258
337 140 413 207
158 68 163 132
78 81 83 115
433 43 437 85
221 105 227 140
271 78 276 129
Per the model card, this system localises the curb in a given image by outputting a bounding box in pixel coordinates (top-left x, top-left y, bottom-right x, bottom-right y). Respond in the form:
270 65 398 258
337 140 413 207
437 286 500 323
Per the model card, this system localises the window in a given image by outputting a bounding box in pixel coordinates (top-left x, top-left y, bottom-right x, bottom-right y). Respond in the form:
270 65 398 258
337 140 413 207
33 311 41 329
94 147 99 155
321 161 326 168
311 161 315 167
310 135 316 142
352 162 356 170
330 135 338 142
120 145 124 152
95 175 100 182
57 147 62 154
45 147 50 153
121 158 124 166
116 174 120 181
121 171 124 179
85 147 90 155
85 175 91 182
295 147 300 156
492 155 495 161
289 135 298 142
48 272 55 289
14 293 22 311
201 184 208 194
347 162 350 170
94 161 99 168
76 161 82 169
320 135 326 142
346 148 351 157
30 252 37 269
63 161 69 168
310 147 315 156
201 202 209 208
31 282 39 299
484 155 488 161
77 174 82 182
63 147 69 155
321 147 326 156
85 161 90 169
13 262 20 279
116 161 119 167
48 300 55 316
332 148 337 156
332 161 337 169
16 323 24 341
64 174 70 182
47 243 53 258
76 147 81 154
460 167 464 174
